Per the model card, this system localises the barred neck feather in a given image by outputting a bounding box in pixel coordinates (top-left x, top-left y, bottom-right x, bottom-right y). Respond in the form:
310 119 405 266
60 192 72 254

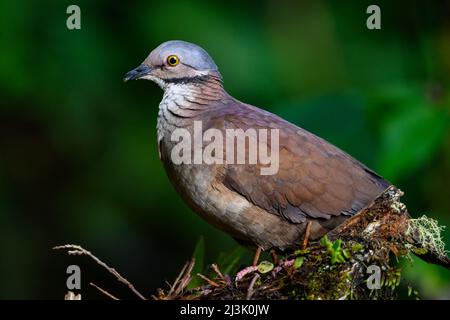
159 74 225 116
156 74 227 140
163 74 224 100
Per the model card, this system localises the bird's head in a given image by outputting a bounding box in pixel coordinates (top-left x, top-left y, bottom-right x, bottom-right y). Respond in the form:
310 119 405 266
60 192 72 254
124 40 221 89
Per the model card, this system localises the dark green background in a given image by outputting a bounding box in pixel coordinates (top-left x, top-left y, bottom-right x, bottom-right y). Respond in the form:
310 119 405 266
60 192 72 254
1 0 449 299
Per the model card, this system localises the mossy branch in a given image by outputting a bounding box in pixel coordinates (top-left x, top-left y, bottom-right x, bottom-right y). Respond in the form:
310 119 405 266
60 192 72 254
54 187 449 300
155 186 449 300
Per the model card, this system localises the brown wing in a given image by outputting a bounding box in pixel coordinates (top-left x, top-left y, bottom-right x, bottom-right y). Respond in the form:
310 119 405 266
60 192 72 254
206 101 390 224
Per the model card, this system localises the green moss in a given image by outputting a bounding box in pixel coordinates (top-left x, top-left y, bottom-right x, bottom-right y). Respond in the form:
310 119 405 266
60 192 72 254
351 243 364 252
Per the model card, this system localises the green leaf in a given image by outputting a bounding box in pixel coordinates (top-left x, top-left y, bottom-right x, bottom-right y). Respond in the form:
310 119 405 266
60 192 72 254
332 239 342 251
321 236 348 264
320 235 332 250
331 251 346 264
187 236 205 289
294 257 304 269
343 249 351 259
216 246 246 275
330 252 338 264
257 261 274 274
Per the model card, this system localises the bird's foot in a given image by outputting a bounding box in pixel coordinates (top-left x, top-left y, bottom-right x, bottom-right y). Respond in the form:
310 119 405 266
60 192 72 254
270 249 279 265
252 247 262 266
302 221 313 249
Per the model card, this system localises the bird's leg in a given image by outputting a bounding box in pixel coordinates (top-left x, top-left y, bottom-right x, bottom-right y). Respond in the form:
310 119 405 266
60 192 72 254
252 247 262 266
270 249 279 265
302 221 313 249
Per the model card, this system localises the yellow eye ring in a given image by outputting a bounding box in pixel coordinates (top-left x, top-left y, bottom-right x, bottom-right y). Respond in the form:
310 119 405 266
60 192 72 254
167 55 180 67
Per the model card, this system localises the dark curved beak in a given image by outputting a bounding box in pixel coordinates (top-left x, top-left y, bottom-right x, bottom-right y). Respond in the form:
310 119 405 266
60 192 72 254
123 64 152 82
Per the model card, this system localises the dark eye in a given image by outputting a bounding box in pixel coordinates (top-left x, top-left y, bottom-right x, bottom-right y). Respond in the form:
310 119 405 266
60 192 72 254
167 55 180 66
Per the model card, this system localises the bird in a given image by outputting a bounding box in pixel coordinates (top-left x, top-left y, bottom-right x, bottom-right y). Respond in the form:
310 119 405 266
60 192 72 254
124 40 391 253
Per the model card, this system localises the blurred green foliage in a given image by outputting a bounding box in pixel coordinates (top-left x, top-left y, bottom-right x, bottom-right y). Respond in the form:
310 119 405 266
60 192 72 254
187 236 205 289
0 0 449 299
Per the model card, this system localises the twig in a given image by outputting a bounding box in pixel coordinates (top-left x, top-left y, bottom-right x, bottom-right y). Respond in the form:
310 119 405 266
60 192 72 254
246 274 260 300
90 282 119 300
53 244 146 300
197 273 220 287
168 260 189 296
177 259 195 296
211 263 225 281
161 258 196 299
